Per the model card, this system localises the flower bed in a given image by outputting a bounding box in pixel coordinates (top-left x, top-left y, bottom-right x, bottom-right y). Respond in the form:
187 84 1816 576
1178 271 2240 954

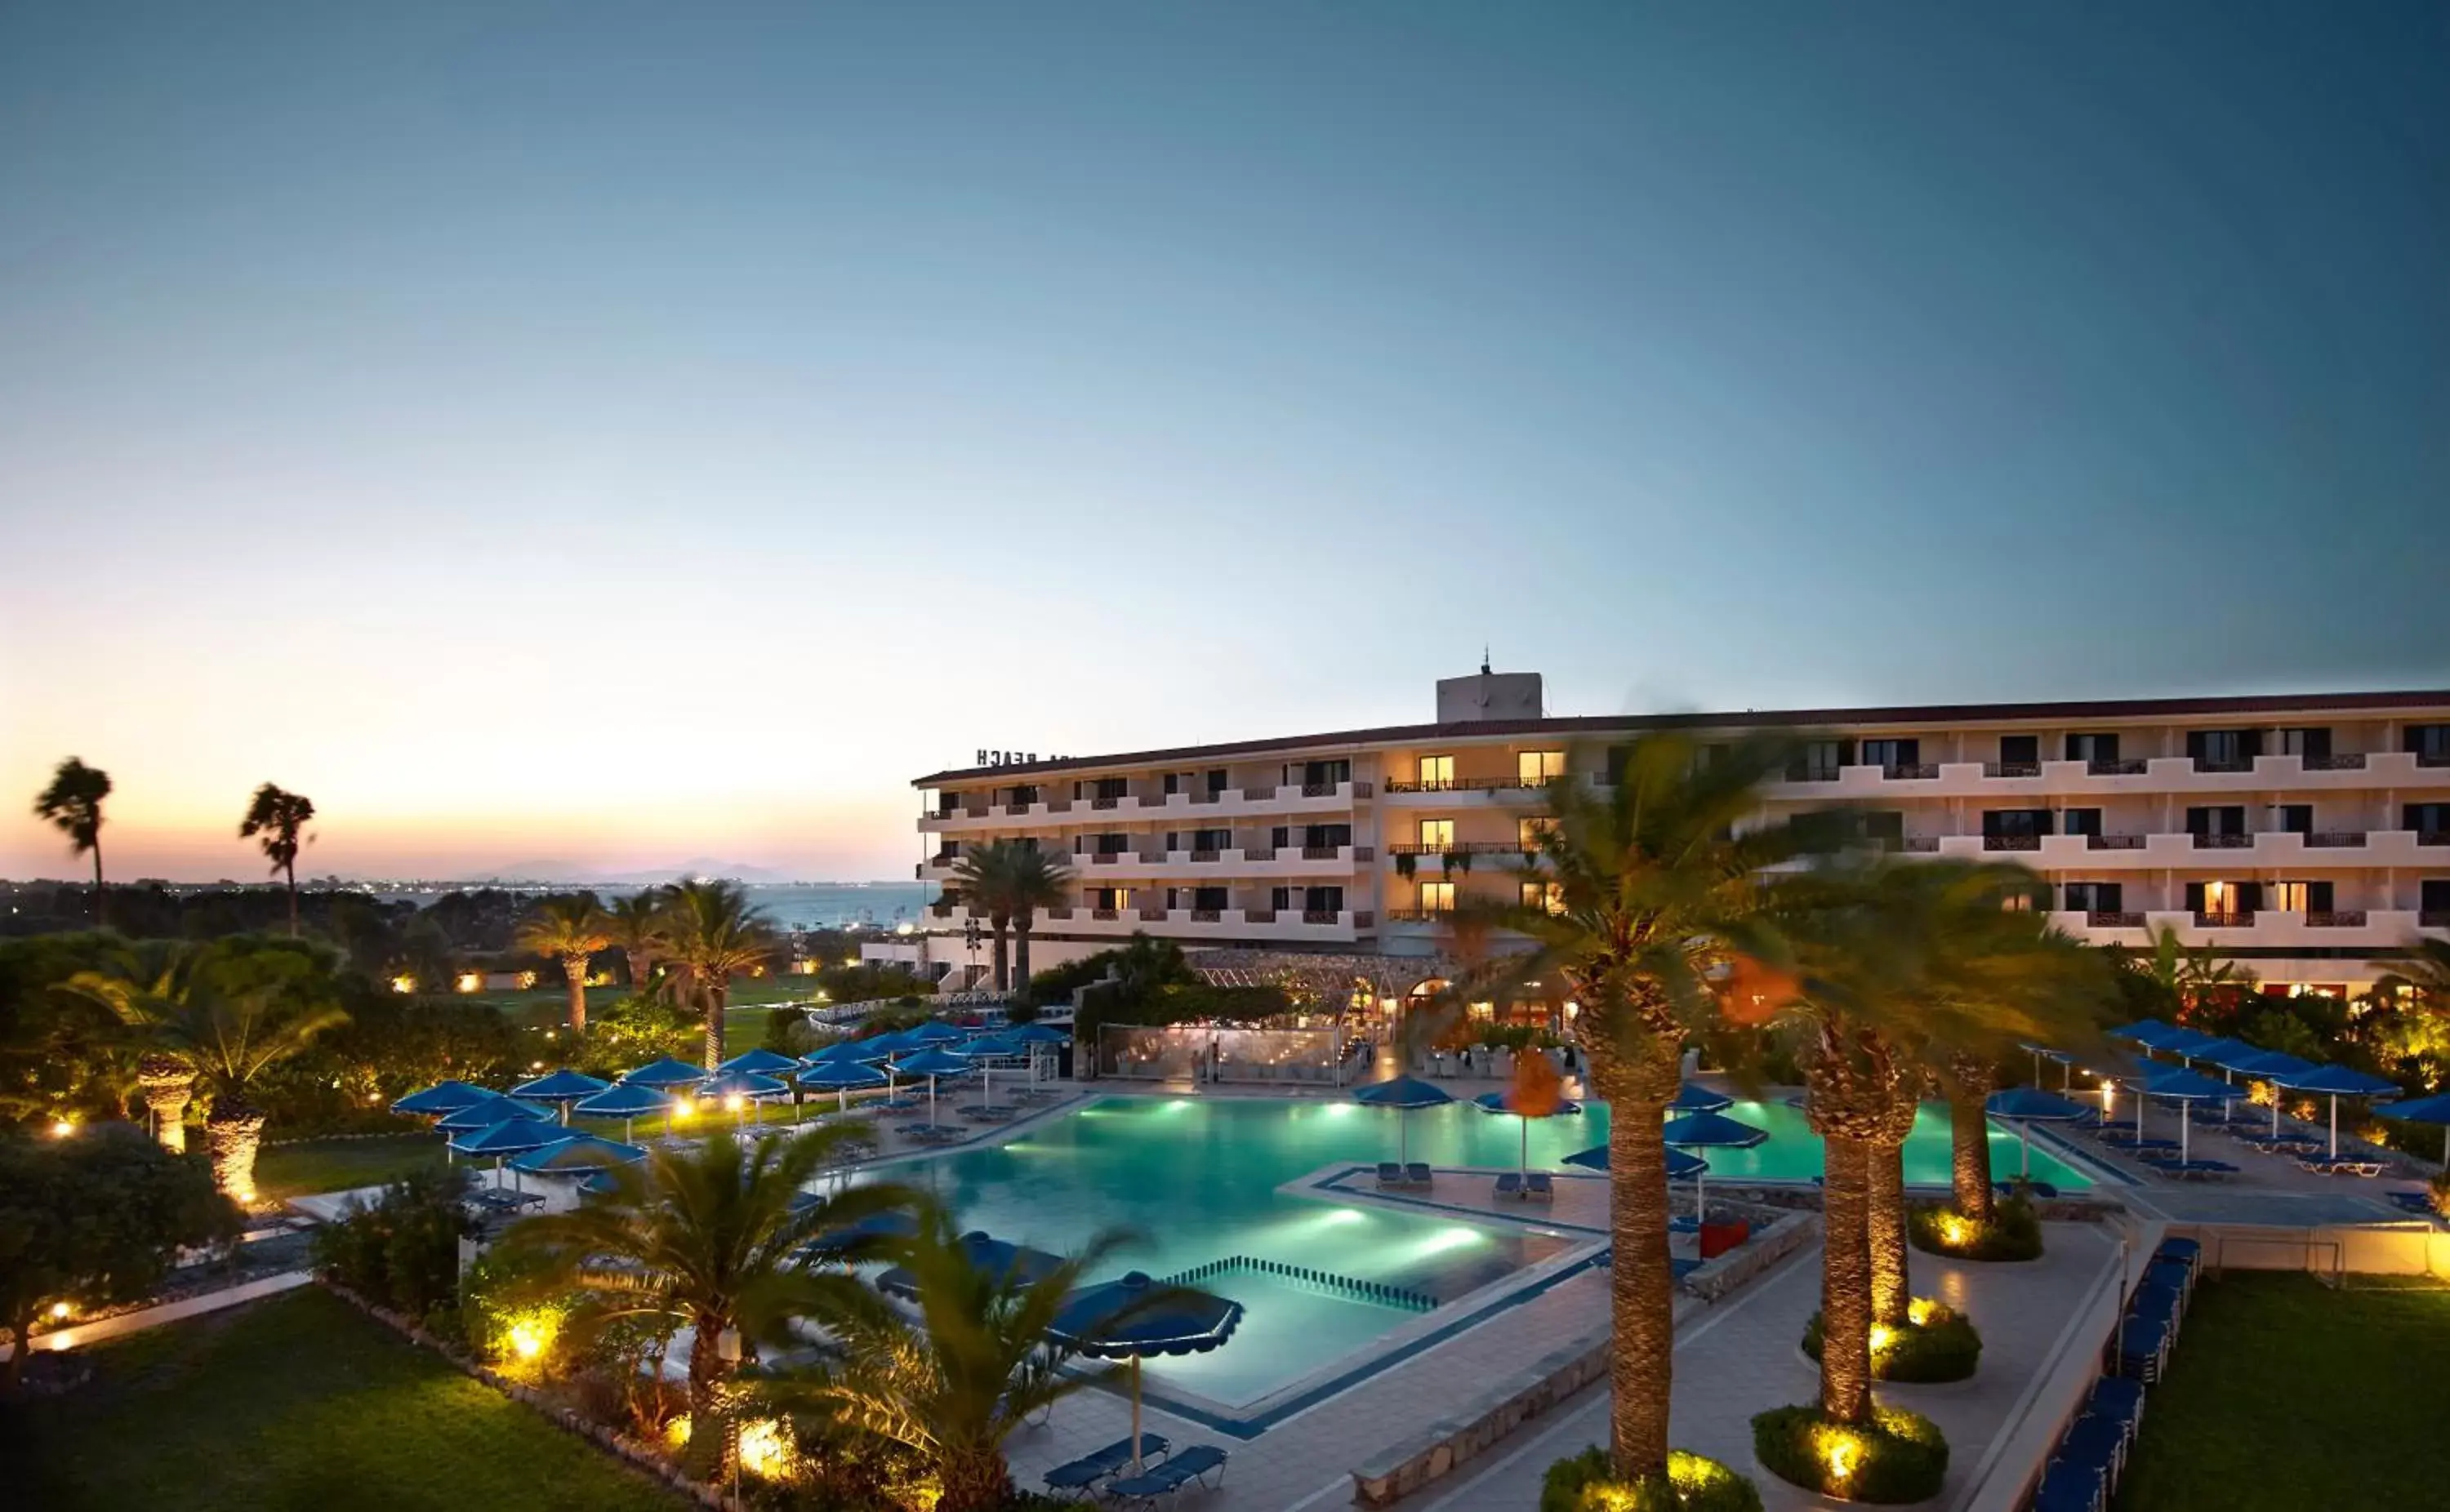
1801 1299 1982 1383
1907 1194 2042 1262
1751 1403 1949 1504
1540 1445 1763 1512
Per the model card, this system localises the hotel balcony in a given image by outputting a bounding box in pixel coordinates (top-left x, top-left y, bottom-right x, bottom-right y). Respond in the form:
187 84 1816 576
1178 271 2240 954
1757 749 2450 806
1915 828 2450 870
1380 777 1566 807
1070 845 1370 878
929 905 1374 944
920 780 1374 831
2047 909 2447 949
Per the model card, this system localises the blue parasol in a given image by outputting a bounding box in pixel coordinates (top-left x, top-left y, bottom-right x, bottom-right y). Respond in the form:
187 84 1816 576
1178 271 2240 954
569 1080 675 1143
392 1080 494 1117
1986 1086 2090 1181
2376 1091 2450 1166
877 1230 1065 1301
1050 1271 1243 1476
511 1068 613 1123
434 1094 554 1134
2144 1068 2247 1165
718 1048 804 1077
450 1117 581 1192
907 1021 969 1044
697 1070 791 1124
1663 1109 1768 1224
620 1056 708 1090
1561 1143 1707 1181
509 1133 647 1175
1667 1081 1735 1114
1352 1075 1455 1165
2271 1064 2401 1158
1472 1088 1584 1181
890 1048 974 1122
799 1060 888 1113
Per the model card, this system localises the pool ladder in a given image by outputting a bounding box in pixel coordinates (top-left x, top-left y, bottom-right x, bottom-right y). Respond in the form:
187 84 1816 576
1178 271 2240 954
1165 1255 1437 1314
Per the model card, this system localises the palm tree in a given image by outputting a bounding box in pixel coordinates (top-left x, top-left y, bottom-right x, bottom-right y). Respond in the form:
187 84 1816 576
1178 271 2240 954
1430 733 1834 1483
2376 937 2450 1005
238 783 317 936
497 1125 918 1474
606 888 670 994
660 880 778 1070
948 843 1019 992
780 1207 1137 1512
517 893 612 1034
65 941 348 1202
33 757 112 927
2114 922 2254 1017
1004 847 1073 989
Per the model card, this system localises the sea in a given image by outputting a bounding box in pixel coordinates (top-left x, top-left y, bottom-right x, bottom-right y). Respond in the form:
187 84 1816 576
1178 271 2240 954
368 881 931 932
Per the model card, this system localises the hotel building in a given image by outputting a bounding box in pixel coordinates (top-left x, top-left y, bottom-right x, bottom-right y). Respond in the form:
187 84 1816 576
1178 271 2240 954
912 673 2450 994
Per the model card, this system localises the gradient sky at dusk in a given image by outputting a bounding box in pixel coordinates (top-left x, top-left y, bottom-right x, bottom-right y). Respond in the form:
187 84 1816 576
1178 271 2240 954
4 2 2446 883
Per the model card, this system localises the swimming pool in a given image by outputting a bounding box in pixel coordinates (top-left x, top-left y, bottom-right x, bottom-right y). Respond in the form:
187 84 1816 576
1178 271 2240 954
874 1093 2091 1411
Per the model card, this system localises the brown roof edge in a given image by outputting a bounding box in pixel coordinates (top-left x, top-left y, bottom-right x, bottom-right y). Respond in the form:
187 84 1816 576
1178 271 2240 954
911 688 2450 786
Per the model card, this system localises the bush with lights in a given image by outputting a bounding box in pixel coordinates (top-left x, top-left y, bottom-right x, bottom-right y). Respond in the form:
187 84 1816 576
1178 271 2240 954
1751 1403 1949 1504
1802 1299 1983 1384
311 1165 475 1332
1541 1446 1764 1512
1906 1190 2042 1263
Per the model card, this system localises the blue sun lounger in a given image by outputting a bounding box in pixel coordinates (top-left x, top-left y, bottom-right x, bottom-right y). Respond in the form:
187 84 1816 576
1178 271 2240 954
1043 1434 1169 1497
1493 1172 1524 1199
1376 1162 1405 1188
2388 1190 2439 1217
2298 1155 2388 1176
2140 1156 2239 1180
1103 1444 1227 1505
1404 1161 1433 1188
2030 1455 2105 1512
1524 1172 1556 1201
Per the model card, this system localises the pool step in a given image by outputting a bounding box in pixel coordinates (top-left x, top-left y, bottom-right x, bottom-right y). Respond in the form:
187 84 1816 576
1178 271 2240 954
1165 1255 1438 1314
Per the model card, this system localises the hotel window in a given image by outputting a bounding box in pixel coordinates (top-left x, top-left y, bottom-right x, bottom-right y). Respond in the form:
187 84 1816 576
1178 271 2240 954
2185 806 2247 837
2406 725 2450 761
2186 880 2261 917
1193 886 1228 911
1419 754 1454 789
1418 881 1456 914
1792 740 1852 780
2064 881 2123 913
1089 887 1129 910
2065 732 2119 764
1862 738 1919 771
2270 881 2333 913
2405 803 2450 836
2278 727 2332 762
2062 807 2103 838
1998 735 2040 767
1418 818 1455 851
2186 729 2260 769
1520 880 1565 914
1517 749 1566 785
2278 805 2313 836
1519 817 1552 851
2001 892 2034 912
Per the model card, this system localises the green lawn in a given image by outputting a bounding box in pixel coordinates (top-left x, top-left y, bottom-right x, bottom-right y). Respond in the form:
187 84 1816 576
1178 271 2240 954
2 1287 684 1511
2117 1272 2449 1510
448 979 823 1016
255 1135 448 1201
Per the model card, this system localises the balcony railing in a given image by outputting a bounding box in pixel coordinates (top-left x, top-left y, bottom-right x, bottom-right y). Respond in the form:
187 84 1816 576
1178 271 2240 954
1242 785 1277 800
1245 909 1277 923
2191 833 2254 848
2418 752 2450 768
2303 754 2367 771
1354 782 1375 798
1301 909 1340 925
2420 831 2450 847
2194 910 2256 928
2087 758 2149 776
1383 776 1517 794
1090 796 1120 810
1190 848 1220 863
1045 907 1074 920
1984 762 2042 778
1784 767 1845 783
1383 909 1450 923
1353 910 1375 927
1982 834 2042 852
1138 907 1168 922
1300 845 1341 860
1355 846 1375 861
1004 802 1030 816
2422 910 2450 928
1901 837 1940 853
1190 909 1222 923
2307 910 2368 928
2304 831 2368 848
1388 841 1520 856
2087 910 2146 927
2192 758 2255 774
1244 847 1278 861
1299 781 1339 798
1086 852 1121 865
2088 834 2146 850
1882 763 1940 780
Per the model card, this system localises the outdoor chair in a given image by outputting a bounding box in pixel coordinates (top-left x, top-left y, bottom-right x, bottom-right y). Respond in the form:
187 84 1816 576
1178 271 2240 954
1376 1162 1405 1189
1103 1444 1227 1506
2085 1376 2145 1450
2298 1155 2387 1177
2033 1452 2108 1512
2386 1190 2440 1218
1493 1172 1524 1200
1403 1162 1433 1189
1523 1172 1556 1201
1042 1434 1169 1498
2059 1412 2128 1490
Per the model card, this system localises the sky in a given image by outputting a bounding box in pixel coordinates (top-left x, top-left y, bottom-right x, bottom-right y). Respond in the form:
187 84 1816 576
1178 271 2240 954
2 2 2446 883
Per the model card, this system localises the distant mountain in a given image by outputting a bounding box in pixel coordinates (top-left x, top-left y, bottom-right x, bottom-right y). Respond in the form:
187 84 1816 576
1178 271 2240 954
474 859 796 886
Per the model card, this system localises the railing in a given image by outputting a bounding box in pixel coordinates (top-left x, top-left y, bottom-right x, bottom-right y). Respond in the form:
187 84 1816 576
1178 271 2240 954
2088 834 2146 850
1091 908 1120 921
1353 781 1375 798
1383 776 1515 794
1138 907 1169 922
1882 763 1940 780
2304 754 2367 771
1901 836 1940 853
1242 785 1277 800
1004 803 1030 816
1982 834 2042 852
1245 909 1277 923
1137 853 1168 865
1045 907 1074 920
1190 848 1220 863
1190 909 1222 923
2304 831 2368 847
2087 910 2146 928
1354 846 1375 861
1783 767 1844 783
2422 911 2450 928
1244 847 1278 861
2194 910 2256 928
1984 762 2042 778
1387 842 1519 856
2307 911 2368 928
2420 831 2450 847
2192 833 2254 848
1090 796 1120 810
2087 758 2149 776
1352 910 1374 927
1302 909 1341 925
1086 852 1120 865
2417 752 2450 768
1383 909 1450 923
1188 790 1220 805
1300 781 1341 798
1301 845 1341 860
2192 758 2255 773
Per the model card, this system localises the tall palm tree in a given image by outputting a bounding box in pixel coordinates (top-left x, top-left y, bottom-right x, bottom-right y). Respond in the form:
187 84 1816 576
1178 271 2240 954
606 888 671 994
238 783 317 936
779 1208 1138 1512
2114 922 2254 1017
517 893 612 1034
65 941 348 1202
948 843 1021 992
660 880 778 1070
1004 846 1073 989
497 1126 918 1474
1432 733 1833 1483
33 757 112 927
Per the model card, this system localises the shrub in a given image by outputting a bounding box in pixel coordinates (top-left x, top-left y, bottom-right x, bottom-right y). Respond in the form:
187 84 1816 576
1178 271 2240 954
1908 1193 2042 1261
2431 1169 2450 1216
1802 1300 1983 1383
1540 1446 1765 1512
310 1165 473 1318
1751 1403 1949 1504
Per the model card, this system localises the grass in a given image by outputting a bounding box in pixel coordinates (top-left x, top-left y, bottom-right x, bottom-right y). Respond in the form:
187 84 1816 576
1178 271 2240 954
2117 1272 2450 1510
2 1287 685 1511
444 978 824 1016
256 1135 447 1201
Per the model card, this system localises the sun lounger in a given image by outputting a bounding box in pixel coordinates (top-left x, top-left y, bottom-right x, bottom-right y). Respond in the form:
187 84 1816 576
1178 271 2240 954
2058 1412 2128 1488
2236 1132 2322 1152
1493 1172 1523 1200
2086 1376 2145 1448
1377 1162 1405 1188
1103 1444 1227 1505
2140 1156 2238 1180
1524 1172 1556 1201
1996 1181 2060 1199
2031 1456 2105 1512
2297 1156 2387 1177
2099 1134 2180 1152
1669 1216 1699 1234
1042 1434 1169 1496
1404 1162 1433 1188
2387 1190 2440 1217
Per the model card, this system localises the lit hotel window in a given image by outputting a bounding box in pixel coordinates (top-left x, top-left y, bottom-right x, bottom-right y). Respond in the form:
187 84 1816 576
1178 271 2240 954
1518 749 1566 785
1419 818 1454 850
1419 754 1454 789
1419 881 1455 914
1521 881 1565 914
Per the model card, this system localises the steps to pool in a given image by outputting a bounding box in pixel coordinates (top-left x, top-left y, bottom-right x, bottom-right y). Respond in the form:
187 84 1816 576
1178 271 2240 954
1165 1255 1440 1313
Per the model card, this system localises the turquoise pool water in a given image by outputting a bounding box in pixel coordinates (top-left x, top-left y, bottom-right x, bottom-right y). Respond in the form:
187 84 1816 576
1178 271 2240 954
875 1094 2090 1410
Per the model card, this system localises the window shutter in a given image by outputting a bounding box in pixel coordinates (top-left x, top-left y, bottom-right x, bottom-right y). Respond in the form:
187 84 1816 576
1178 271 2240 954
2184 882 2205 910
2238 882 2263 912
2308 881 2333 912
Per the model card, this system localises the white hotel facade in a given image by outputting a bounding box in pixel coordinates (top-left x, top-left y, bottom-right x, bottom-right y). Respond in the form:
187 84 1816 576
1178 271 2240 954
912 673 2450 994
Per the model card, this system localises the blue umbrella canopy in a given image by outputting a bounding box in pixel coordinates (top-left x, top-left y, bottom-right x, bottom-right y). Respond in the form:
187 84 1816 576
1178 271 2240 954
878 1230 1065 1300
1987 1087 2091 1120
800 1061 889 1091
2145 1069 2248 1101
392 1080 494 1116
512 1068 613 1102
2379 1091 2450 1164
2271 1065 2399 1096
1352 1075 1456 1110
572 1082 675 1118
857 1029 920 1060
1562 1144 1707 1179
451 1118 583 1158
891 1049 975 1078
2018 1043 2075 1065
697 1070 791 1101
1051 1270 1244 1359
718 1049 804 1077
908 1021 969 1044
509 1133 648 1173
1472 1088 1584 1117
2110 1019 2181 1047
2172 1036 2255 1066
1008 1023 1072 1044
802 1209 919 1254
803 1039 875 1066
954 1032 1025 1058
434 1094 555 1133
1666 1082 1735 1114
1661 1110 1770 1149
621 1056 708 1089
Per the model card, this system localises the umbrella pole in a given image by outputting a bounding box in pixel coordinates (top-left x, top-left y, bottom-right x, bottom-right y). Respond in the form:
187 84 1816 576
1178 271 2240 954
2021 1122 2033 1180
1131 1354 1145 1474
1696 1166 1707 1227
2180 1109 2190 1166
2329 1095 2339 1159
1519 1117 1529 1181
1400 1107 1410 1167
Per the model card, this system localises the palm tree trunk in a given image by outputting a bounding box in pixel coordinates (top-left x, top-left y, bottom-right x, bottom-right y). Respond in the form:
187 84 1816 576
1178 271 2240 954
1604 1085 1678 1480
285 860 300 936
1868 1136 1910 1327
91 838 106 928
564 954 589 1033
140 1061 194 1154
1013 915 1033 990
991 918 1011 993
938 1443 1015 1512
206 1105 267 1205
626 948 652 993
1950 1056 1998 1221
702 981 727 1072
1820 1136 1874 1424
685 1313 736 1479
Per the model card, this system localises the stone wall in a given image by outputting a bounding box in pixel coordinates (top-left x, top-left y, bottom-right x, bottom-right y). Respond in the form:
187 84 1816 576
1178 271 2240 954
1349 1332 1610 1508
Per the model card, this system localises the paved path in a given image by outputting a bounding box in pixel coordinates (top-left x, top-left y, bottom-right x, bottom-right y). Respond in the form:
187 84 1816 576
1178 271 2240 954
0 1270 314 1363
